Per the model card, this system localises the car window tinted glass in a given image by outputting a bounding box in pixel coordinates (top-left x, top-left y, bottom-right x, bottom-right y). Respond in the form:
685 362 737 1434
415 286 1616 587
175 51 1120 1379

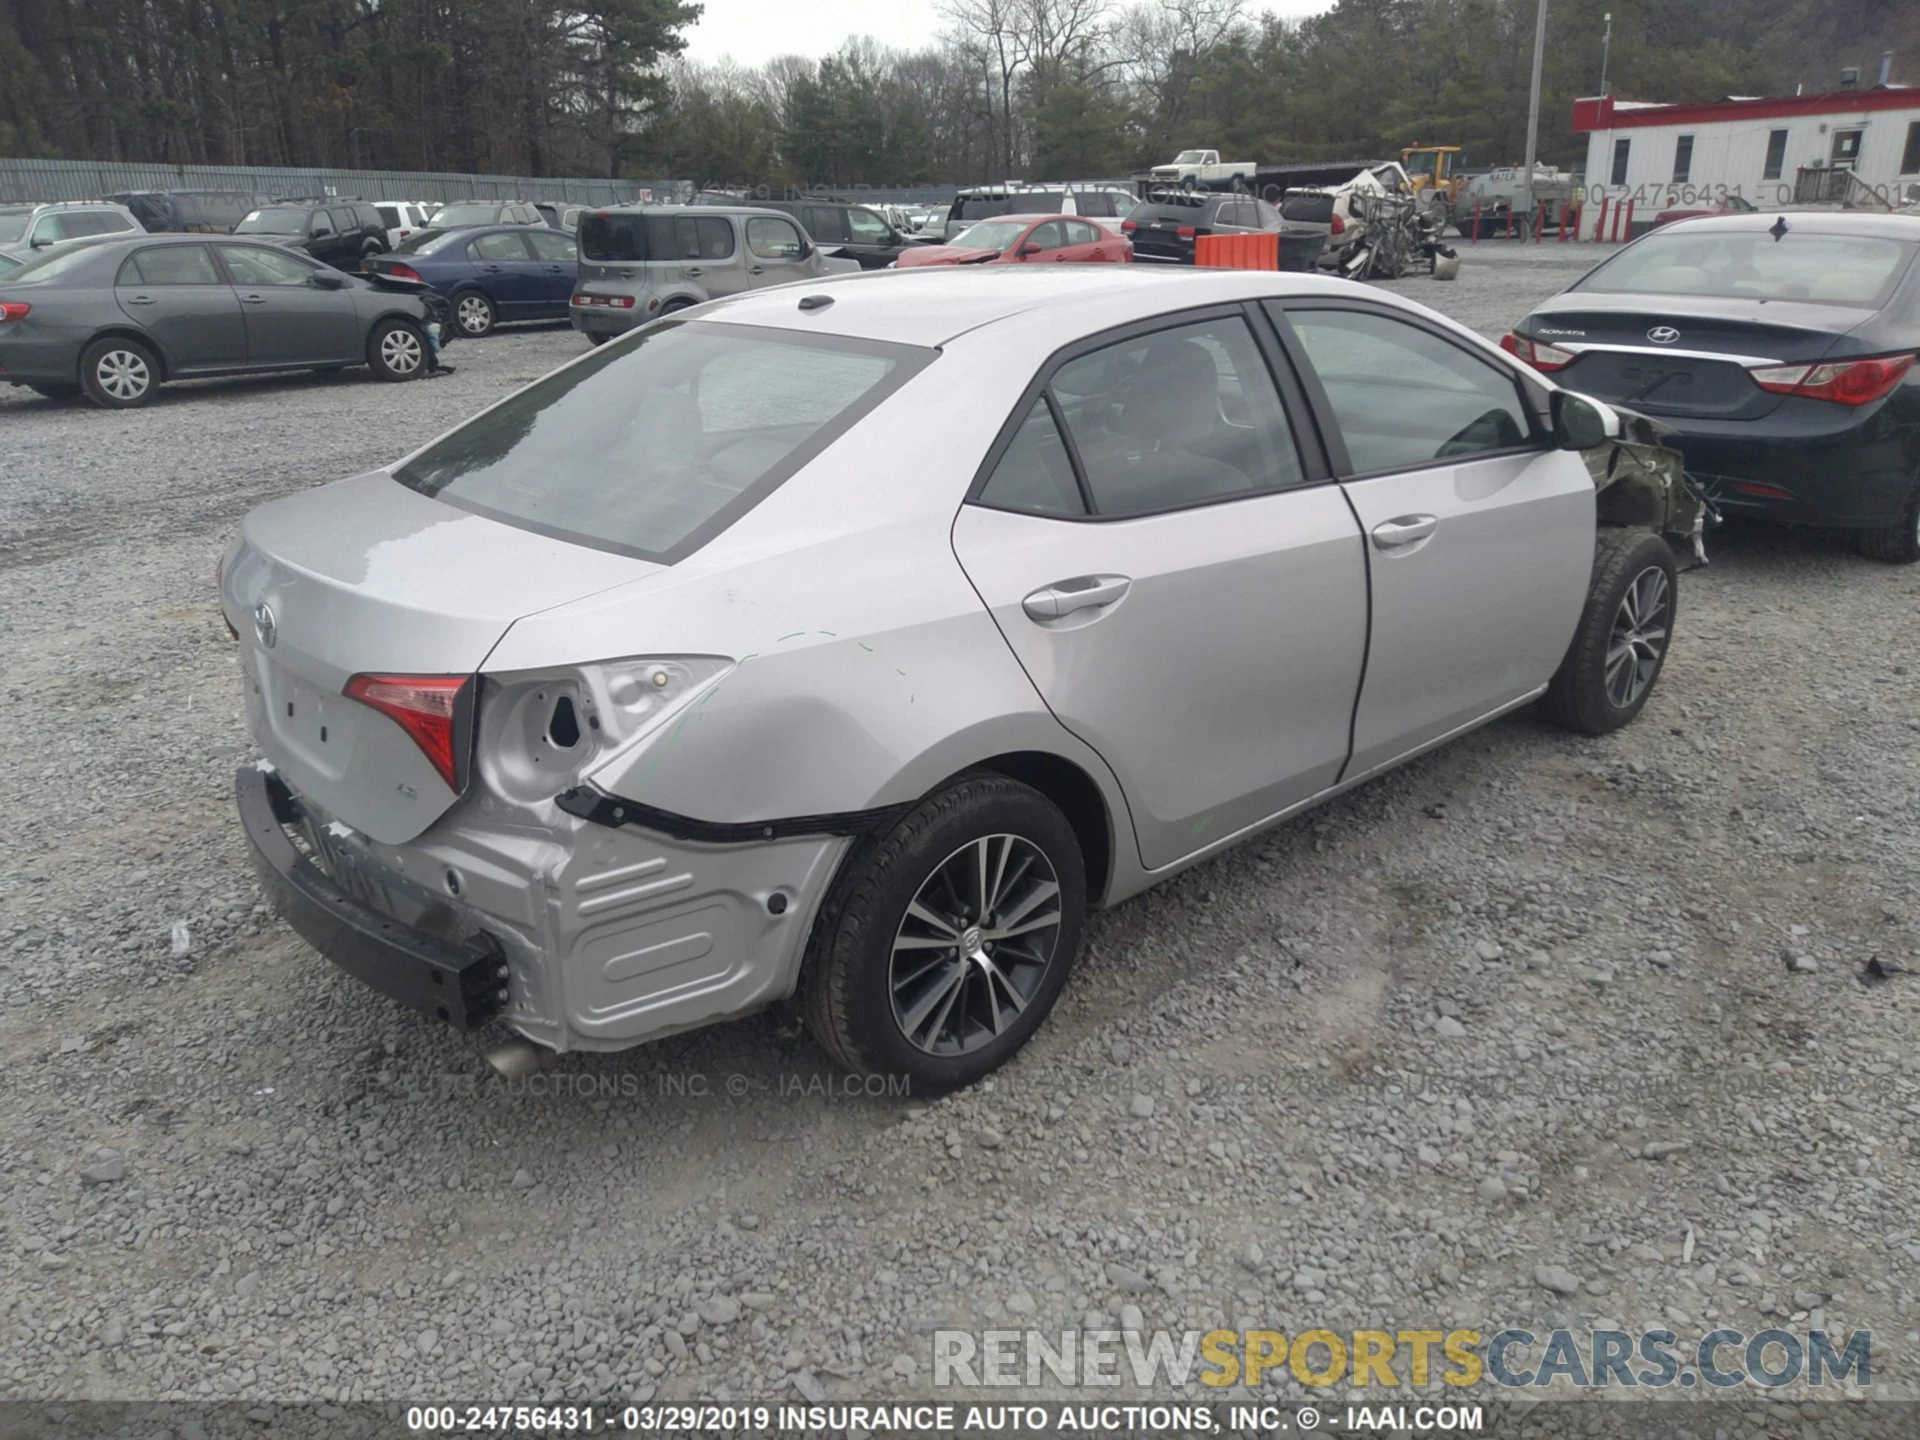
1019 192 1066 212
806 207 850 243
579 213 651 262
307 211 335 237
693 217 733 260
746 217 803 259
377 205 401 228
848 208 890 243
235 209 307 235
395 322 930 562
1281 307 1532 473
120 246 220 285
1074 192 1113 218
978 398 1086 516
1027 222 1065 251
1050 316 1307 515
0 213 28 242
526 230 577 262
1575 231 1909 306
222 244 317 286
1067 220 1102 246
471 231 530 261
958 197 1014 221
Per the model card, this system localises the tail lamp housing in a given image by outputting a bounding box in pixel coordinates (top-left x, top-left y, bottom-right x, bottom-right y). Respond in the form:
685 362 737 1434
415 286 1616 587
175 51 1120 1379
343 674 476 794
1746 354 1913 407
1500 333 1577 372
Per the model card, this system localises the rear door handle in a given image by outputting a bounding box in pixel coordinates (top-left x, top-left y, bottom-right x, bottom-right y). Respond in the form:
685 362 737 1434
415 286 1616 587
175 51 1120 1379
685 267 703 277
241 293 267 304
124 294 157 305
1371 515 1438 549
1022 574 1131 621
482 264 502 273
749 265 765 275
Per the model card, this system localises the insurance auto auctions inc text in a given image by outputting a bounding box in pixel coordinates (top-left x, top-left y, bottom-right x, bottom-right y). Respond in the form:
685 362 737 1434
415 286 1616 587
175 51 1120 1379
933 1325 1871 1391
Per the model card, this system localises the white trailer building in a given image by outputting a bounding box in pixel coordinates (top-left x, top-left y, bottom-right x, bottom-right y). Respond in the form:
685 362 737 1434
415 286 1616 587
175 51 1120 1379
1570 73 1920 237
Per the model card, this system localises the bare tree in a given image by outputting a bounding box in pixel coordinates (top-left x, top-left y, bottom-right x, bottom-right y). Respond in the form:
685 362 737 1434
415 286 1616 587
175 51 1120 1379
940 0 1031 178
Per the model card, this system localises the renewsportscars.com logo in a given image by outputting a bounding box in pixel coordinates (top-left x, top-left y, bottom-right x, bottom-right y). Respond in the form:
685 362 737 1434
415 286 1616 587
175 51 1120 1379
933 1327 1872 1389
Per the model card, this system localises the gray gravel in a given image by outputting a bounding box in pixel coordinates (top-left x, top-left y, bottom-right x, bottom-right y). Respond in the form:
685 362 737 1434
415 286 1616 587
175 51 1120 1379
4 259 1920 1410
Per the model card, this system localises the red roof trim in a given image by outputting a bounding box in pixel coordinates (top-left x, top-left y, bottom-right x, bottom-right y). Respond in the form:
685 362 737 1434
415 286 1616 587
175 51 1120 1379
1574 88 1920 132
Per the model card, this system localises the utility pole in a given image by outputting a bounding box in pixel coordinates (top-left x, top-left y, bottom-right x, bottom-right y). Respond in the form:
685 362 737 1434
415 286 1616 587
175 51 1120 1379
1600 13 1612 96
1521 0 1549 235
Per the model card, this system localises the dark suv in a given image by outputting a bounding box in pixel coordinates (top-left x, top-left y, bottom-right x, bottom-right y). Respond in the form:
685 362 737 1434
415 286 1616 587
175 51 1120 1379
234 201 390 269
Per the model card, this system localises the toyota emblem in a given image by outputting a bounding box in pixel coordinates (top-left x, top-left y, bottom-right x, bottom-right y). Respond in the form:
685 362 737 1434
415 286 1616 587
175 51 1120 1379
1647 325 1681 345
252 601 277 649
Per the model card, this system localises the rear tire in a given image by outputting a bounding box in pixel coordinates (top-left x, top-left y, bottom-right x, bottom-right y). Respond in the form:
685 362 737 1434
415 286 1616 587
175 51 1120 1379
1540 528 1678 735
801 775 1086 1094
366 319 427 382
453 290 496 337
585 332 610 346
1853 481 1920 564
80 337 159 408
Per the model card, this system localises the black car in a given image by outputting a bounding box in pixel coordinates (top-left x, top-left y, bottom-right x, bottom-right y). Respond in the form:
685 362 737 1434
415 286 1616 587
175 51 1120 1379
695 196 908 269
235 201 391 270
107 189 272 234
1122 193 1321 270
1505 212 1920 561
0 234 447 408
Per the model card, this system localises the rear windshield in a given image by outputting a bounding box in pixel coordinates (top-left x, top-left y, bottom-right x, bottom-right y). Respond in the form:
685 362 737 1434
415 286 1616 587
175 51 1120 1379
1280 194 1335 224
951 220 1028 251
236 209 307 235
433 203 501 229
392 230 462 256
1575 230 1912 307
1130 201 1212 223
394 321 935 563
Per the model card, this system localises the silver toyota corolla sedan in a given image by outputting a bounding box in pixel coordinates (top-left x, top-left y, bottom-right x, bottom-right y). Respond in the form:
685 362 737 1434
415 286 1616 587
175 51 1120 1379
223 267 1686 1091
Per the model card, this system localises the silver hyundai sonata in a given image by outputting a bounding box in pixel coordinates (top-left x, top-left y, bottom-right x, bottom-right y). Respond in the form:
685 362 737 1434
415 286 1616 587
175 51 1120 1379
224 266 1691 1090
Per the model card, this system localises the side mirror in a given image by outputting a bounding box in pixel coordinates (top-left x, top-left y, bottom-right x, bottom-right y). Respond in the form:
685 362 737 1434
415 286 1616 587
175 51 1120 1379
1551 390 1621 450
1021 242 1043 256
30 236 51 248
311 270 348 290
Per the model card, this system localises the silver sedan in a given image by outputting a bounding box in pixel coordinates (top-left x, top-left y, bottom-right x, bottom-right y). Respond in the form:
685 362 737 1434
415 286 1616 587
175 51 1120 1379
223 267 1685 1091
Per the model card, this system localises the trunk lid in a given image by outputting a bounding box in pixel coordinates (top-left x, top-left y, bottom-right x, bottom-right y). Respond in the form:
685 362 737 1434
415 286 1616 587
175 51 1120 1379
1525 295 1873 421
224 472 661 843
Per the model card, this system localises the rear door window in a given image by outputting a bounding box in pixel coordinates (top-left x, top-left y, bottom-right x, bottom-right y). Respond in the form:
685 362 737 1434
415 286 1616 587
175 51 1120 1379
1048 316 1308 515
471 231 532 261
221 244 319 286
377 205 401 229
746 217 804 259
525 230 577 262
1064 220 1102 246
978 399 1086 516
118 245 222 285
394 322 933 562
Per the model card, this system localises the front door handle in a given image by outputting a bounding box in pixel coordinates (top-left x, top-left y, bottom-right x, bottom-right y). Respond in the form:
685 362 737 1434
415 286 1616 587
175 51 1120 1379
749 265 765 275
1022 574 1131 621
241 293 267 304
482 264 503 273
1371 514 1438 550
124 294 157 305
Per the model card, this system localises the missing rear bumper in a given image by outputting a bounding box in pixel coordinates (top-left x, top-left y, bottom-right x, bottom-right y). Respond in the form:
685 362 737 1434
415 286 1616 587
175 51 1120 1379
235 766 508 1031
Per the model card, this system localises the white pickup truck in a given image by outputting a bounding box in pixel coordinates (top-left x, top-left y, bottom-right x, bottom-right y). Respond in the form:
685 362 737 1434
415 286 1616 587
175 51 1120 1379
1150 149 1256 189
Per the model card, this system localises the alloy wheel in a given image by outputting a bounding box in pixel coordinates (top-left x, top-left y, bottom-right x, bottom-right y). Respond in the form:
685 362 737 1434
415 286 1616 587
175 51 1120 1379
96 350 151 401
381 327 424 373
457 297 491 333
889 834 1062 1056
1605 565 1670 708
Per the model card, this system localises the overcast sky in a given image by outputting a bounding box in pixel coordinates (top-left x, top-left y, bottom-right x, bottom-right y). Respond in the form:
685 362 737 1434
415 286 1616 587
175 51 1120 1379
685 0 1335 67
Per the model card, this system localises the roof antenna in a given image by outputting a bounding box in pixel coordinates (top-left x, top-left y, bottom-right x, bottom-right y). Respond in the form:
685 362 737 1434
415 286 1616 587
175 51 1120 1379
1769 215 1789 242
797 294 834 312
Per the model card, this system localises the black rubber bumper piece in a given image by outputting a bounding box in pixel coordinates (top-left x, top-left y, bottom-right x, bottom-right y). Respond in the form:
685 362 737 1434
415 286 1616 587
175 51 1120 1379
235 767 507 1031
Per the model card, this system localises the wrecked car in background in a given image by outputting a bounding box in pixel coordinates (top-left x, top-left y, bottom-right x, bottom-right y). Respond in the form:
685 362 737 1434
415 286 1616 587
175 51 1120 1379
224 268 1688 1094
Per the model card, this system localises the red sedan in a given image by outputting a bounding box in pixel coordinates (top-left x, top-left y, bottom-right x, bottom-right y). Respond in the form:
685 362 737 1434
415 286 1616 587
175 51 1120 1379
892 214 1131 268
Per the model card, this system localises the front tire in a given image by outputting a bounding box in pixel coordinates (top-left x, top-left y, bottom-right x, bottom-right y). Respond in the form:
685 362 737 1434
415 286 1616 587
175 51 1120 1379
801 775 1086 1094
1540 529 1678 735
453 291 496 337
366 319 427 382
80 337 159 408
1853 480 1920 564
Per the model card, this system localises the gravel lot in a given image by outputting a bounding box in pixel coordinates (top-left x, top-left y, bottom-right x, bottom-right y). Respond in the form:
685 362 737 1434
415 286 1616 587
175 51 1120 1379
4 251 1920 1417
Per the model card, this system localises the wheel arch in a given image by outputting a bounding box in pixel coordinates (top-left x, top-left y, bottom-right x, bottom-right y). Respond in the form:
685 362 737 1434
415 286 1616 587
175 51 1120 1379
944 750 1116 905
82 326 169 382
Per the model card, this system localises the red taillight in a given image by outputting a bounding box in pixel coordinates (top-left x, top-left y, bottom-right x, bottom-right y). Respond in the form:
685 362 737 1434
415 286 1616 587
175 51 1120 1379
343 674 471 793
1121 219 1137 233
572 293 591 305
1177 226 1195 239
383 262 422 282
1500 332 1576 373
612 295 635 308
0 301 29 322
1747 354 1914 406
1329 214 1345 236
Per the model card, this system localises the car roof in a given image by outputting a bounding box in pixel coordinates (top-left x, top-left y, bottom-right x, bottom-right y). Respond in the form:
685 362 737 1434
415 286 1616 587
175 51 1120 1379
694 266 1419 348
1658 211 1920 241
